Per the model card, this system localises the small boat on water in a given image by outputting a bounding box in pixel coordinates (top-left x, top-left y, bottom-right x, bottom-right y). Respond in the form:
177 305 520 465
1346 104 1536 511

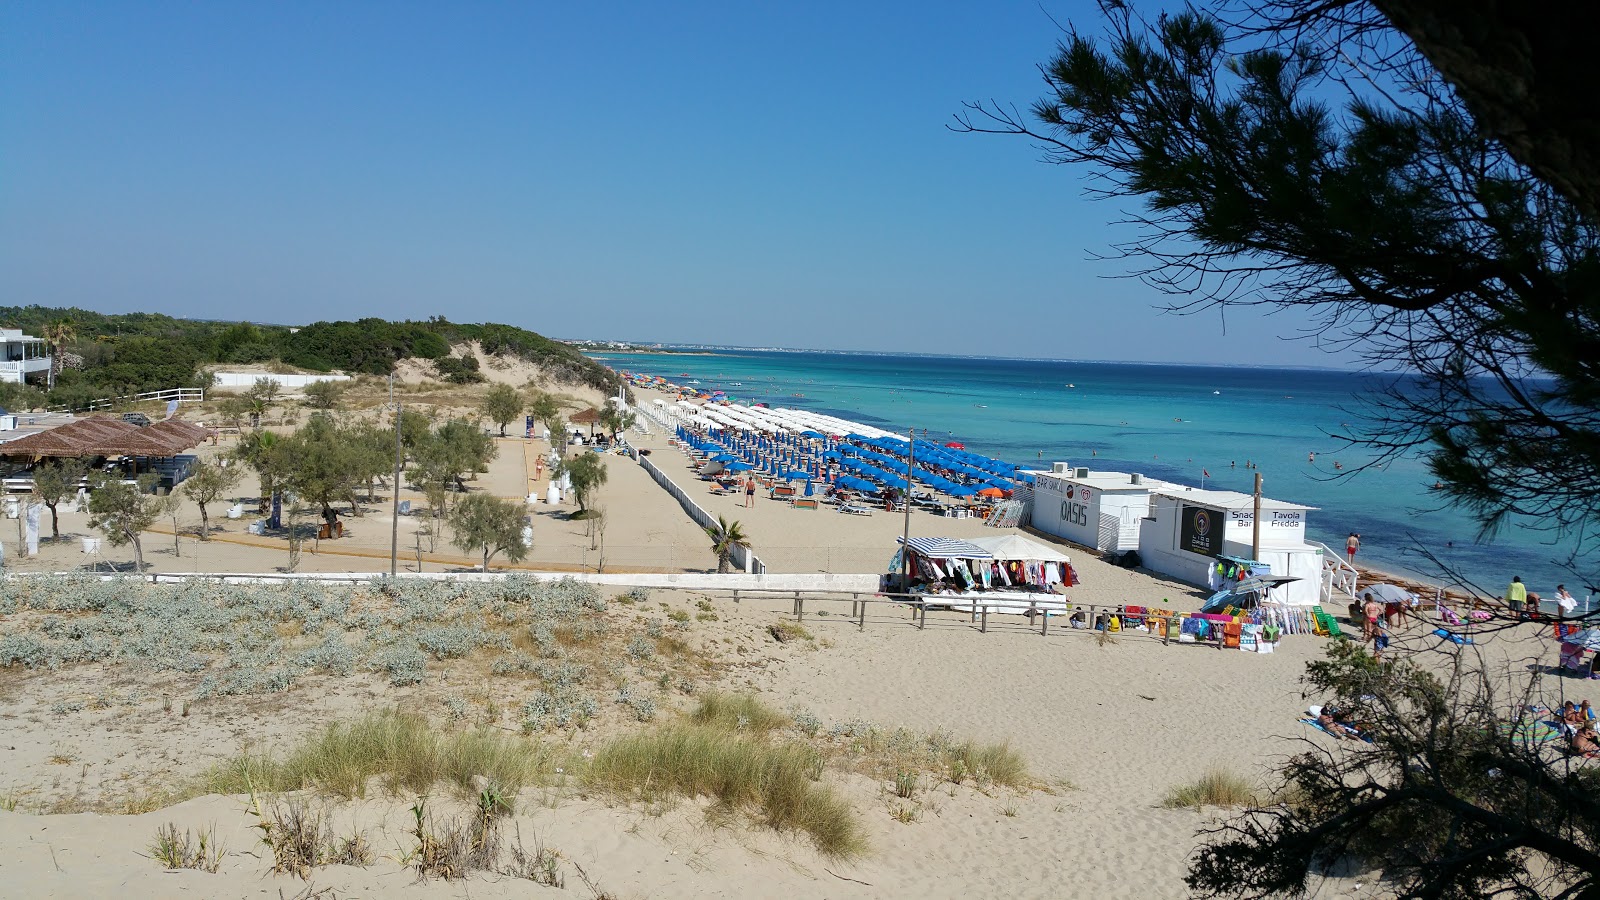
687 379 700 385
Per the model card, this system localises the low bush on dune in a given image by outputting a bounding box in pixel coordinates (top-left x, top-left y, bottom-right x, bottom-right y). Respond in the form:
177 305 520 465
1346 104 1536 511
1162 768 1257 809
208 709 555 800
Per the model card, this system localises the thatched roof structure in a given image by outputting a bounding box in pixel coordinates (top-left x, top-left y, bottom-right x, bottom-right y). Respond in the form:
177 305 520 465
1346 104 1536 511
569 407 602 425
0 416 206 459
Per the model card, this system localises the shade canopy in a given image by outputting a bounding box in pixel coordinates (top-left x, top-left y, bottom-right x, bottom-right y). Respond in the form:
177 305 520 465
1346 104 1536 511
569 407 603 425
1358 583 1416 604
897 536 992 559
966 534 1071 563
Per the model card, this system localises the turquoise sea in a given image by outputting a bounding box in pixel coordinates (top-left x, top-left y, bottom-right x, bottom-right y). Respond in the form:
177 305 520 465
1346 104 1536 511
596 349 1587 604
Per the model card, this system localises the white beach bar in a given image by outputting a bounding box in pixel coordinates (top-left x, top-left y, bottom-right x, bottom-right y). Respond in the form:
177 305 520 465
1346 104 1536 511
1137 487 1322 606
1027 463 1182 552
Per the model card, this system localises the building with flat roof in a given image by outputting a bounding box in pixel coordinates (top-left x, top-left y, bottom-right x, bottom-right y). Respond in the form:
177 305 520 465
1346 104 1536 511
1027 463 1183 553
0 329 52 385
1139 486 1322 605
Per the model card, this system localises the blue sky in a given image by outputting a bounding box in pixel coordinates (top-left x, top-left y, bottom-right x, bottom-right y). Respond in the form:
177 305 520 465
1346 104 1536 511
0 1 1342 365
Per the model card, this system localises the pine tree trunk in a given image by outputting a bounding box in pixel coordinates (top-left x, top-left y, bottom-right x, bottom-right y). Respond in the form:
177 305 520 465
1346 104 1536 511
131 533 145 573
47 503 59 539
198 505 210 540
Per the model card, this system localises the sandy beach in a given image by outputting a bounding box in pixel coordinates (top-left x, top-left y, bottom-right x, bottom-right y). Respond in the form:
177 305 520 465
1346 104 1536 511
0 379 1595 899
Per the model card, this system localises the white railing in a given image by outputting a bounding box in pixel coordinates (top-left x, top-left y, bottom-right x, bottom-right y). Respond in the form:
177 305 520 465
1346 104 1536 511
47 387 205 415
1310 540 1358 603
638 453 765 574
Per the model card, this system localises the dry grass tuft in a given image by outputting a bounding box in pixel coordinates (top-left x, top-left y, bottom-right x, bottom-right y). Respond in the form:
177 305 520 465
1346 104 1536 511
586 724 865 859
148 822 226 872
690 692 793 733
208 709 555 799
1162 767 1258 809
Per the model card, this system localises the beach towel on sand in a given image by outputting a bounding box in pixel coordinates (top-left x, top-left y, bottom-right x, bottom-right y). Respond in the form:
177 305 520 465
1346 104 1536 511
1433 628 1474 645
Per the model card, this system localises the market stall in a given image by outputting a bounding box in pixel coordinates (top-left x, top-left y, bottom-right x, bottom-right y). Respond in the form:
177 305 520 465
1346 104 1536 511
887 535 1076 616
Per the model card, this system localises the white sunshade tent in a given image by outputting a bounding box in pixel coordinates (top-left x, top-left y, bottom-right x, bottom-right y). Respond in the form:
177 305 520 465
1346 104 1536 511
966 534 1071 563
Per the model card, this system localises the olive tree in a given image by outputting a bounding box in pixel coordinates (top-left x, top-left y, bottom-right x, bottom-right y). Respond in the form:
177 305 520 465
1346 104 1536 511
481 383 523 436
31 458 85 540
447 492 528 571
87 472 161 572
180 459 243 539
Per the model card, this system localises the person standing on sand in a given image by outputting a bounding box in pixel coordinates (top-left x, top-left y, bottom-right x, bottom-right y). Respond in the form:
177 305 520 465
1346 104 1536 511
1362 594 1382 641
1346 533 1360 563
1505 576 1527 619
744 476 756 508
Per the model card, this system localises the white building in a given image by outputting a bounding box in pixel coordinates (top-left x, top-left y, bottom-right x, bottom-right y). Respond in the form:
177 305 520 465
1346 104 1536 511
1028 463 1182 552
1137 487 1322 606
0 329 52 385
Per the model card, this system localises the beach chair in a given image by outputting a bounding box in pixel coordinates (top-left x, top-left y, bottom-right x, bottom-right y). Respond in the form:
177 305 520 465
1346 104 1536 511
838 503 872 516
792 498 819 510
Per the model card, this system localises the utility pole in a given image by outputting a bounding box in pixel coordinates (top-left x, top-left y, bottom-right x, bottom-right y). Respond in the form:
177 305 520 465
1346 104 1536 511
1251 472 1263 562
900 428 913 591
390 375 402 578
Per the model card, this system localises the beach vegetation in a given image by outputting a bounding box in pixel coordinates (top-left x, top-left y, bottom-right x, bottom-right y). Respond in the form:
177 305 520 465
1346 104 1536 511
1161 768 1257 810
705 516 749 574
446 492 528 571
247 794 372 878
300 378 345 410
147 822 225 872
207 709 555 800
31 458 85 540
957 2 1600 579
480 383 523 436
692 691 793 733
179 459 242 539
557 452 608 515
86 472 161 571
767 621 813 644
585 723 865 859
1185 641 1600 899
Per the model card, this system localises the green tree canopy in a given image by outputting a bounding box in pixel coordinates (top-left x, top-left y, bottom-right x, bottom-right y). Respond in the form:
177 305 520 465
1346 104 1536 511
180 459 243 539
446 492 528 571
481 383 523 436
31 458 84 540
86 473 161 572
558 452 608 515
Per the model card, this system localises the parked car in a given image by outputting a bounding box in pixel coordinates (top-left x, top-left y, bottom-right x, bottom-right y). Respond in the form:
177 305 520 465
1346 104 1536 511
120 412 152 427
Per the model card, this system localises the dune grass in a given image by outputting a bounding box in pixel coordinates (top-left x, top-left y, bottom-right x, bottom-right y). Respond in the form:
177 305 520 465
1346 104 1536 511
1162 768 1258 809
585 723 864 859
689 691 794 733
942 739 1027 789
207 709 555 800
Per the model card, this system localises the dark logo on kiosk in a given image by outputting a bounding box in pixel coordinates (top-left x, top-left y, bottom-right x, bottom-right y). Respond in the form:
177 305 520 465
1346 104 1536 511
1180 504 1218 555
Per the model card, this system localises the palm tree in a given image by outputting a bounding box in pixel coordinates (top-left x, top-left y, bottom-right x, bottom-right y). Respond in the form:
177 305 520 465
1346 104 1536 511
705 516 750 574
41 319 76 388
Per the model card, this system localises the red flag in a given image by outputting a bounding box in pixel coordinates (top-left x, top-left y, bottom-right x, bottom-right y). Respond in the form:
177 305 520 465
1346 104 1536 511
1203 469 1211 478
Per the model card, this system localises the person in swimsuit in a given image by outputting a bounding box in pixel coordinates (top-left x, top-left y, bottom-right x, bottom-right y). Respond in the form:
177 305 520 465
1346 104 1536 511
1346 533 1360 563
1362 596 1382 641
744 476 756 508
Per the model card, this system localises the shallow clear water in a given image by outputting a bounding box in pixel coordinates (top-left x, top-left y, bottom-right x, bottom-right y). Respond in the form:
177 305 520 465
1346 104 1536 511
600 349 1584 604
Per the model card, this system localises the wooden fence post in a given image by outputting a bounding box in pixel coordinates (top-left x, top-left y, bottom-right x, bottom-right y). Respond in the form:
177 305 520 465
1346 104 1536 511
981 606 989 634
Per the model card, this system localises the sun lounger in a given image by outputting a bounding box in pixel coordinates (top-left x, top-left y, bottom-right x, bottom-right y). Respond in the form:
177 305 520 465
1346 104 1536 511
792 498 819 510
839 503 872 516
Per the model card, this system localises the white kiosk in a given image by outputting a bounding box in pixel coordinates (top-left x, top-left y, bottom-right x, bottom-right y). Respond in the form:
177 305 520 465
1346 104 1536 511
1029 463 1181 552
1137 487 1322 606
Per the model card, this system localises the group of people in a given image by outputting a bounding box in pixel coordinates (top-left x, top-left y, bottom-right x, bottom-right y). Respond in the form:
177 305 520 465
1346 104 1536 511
1505 576 1578 617
1559 701 1599 758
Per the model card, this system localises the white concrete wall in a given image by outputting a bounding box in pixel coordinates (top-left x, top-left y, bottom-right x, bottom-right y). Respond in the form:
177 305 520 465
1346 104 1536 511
211 372 352 389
